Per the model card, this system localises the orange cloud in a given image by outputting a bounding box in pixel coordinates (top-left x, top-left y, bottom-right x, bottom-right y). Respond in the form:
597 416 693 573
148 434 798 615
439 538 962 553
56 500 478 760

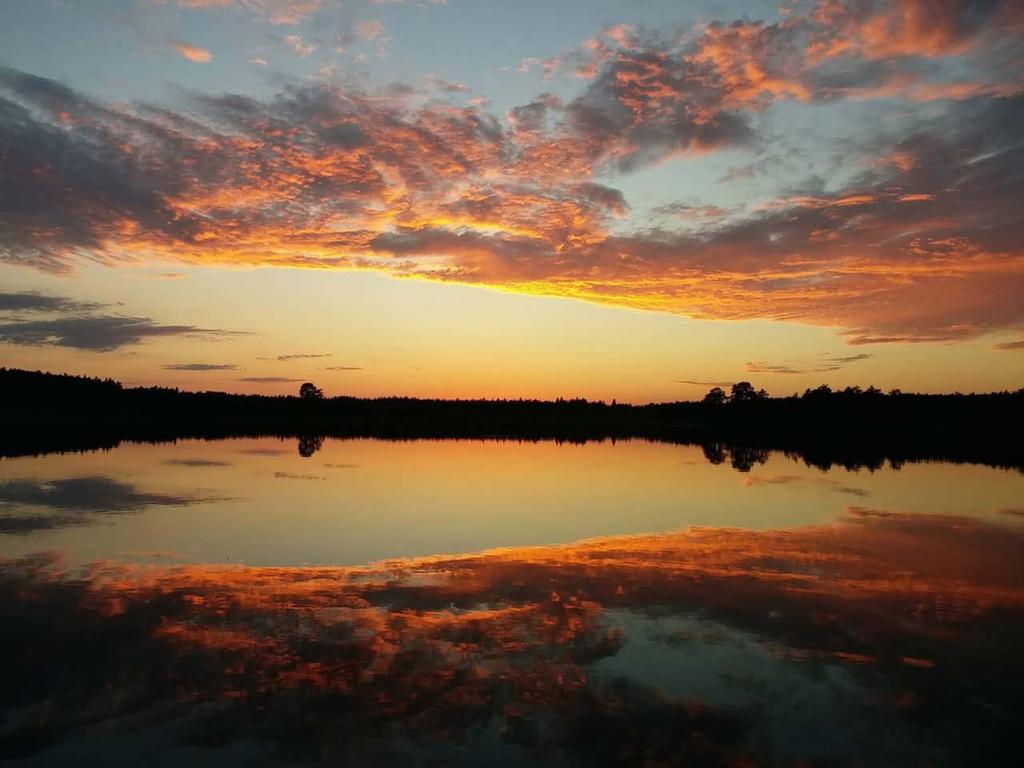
353 19 385 40
175 0 321 25
816 0 1007 60
2 508 1022 762
171 41 213 63
1 0 1023 345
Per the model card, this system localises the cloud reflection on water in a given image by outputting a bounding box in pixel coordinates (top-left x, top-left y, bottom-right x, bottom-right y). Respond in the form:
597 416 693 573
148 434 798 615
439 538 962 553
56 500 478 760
1 508 1021 765
0 476 223 534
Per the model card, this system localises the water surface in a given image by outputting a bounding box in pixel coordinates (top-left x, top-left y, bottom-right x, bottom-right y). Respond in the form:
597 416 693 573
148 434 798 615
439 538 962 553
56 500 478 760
2 437 1021 566
1 438 1022 766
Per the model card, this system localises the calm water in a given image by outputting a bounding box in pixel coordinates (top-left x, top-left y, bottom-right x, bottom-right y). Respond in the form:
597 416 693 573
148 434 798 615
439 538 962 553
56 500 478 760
1 438 1023 765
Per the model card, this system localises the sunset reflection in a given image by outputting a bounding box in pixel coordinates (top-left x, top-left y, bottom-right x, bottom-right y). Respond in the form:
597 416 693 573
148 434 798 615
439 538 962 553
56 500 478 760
3 508 1021 765
3 437 1022 568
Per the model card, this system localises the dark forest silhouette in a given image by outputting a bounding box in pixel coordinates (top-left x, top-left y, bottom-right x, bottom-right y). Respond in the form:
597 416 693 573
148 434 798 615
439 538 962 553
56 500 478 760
1 368 1022 471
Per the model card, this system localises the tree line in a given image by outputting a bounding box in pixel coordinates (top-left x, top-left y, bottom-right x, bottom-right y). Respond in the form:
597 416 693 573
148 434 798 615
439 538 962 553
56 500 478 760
2 367 1022 471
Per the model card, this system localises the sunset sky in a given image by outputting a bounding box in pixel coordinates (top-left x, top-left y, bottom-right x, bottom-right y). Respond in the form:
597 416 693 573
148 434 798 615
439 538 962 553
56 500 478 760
1 0 1022 401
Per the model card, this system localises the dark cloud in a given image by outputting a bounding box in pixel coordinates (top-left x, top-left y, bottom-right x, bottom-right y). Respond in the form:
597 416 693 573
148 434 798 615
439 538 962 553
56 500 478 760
0 291 101 313
0 287 245 353
0 475 218 534
164 363 239 371
571 182 628 216
0 476 203 511
0 515 73 534
276 353 331 361
567 49 756 173
239 376 301 383
0 69 204 271
675 379 733 387
0 315 243 351
324 365 362 371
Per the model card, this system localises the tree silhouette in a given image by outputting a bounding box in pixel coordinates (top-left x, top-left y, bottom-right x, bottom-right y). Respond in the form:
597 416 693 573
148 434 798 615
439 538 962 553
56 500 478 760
730 381 767 403
802 384 832 400
299 382 324 400
298 435 323 457
702 387 727 406
702 442 727 464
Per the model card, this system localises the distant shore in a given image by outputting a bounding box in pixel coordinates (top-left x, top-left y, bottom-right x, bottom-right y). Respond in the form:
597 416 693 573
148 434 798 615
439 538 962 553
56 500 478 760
2 368 1022 471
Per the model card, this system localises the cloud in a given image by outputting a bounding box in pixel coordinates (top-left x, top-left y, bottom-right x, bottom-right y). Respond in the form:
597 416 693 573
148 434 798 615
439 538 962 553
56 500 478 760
0 476 197 512
324 365 362 371
276 353 330 361
424 75 468 94
745 353 872 375
743 473 804 486
653 203 729 223
353 20 385 41
806 0 1009 61
562 49 756 173
282 34 317 56
517 25 636 82
164 458 232 466
994 339 1024 350
0 476 216 533
0 1 1022 344
675 379 733 387
744 473 871 497
239 376 301 382
745 362 804 375
0 291 100 313
164 363 239 370
0 315 242 351
0 289 245 352
174 0 321 25
171 42 213 63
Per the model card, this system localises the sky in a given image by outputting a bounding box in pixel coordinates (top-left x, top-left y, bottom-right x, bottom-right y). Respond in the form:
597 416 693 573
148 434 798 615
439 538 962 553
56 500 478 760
0 0 1022 402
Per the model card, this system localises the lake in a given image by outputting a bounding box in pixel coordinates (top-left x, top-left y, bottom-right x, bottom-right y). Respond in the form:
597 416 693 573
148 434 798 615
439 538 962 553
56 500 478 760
2 437 1023 766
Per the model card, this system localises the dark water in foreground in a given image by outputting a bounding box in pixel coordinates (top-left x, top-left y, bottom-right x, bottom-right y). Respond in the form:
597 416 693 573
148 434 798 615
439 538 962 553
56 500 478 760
1 438 1022 766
